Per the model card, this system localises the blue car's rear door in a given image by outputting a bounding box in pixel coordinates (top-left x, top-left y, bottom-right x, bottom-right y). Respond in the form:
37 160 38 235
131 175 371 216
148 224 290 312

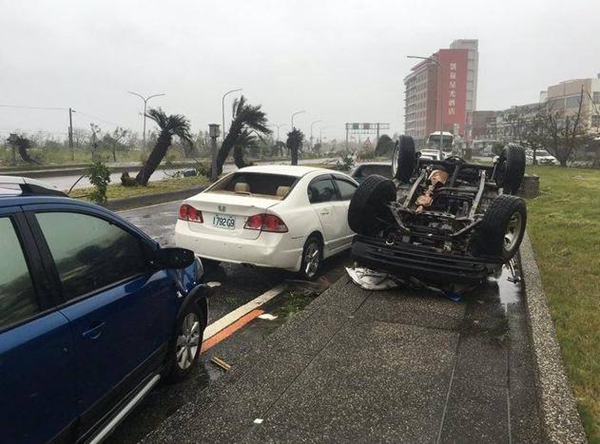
29 208 177 434
0 207 77 443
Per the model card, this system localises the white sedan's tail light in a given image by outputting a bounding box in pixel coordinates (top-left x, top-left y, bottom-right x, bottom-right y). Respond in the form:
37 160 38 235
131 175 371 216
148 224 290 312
244 214 288 233
179 204 203 223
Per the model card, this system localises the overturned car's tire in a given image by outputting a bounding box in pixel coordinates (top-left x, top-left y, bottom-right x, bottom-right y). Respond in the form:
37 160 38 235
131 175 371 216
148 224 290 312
496 143 525 194
392 135 416 183
475 194 527 262
348 175 396 236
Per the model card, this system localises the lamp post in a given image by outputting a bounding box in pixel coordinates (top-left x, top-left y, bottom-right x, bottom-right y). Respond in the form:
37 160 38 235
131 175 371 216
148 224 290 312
310 120 322 151
209 124 221 182
128 91 166 149
222 88 243 139
291 110 306 129
270 123 286 141
407 55 444 158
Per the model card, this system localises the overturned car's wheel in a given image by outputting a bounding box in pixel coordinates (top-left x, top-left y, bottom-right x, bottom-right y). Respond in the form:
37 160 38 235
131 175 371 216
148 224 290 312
475 194 527 262
391 135 416 183
348 175 396 236
495 143 525 194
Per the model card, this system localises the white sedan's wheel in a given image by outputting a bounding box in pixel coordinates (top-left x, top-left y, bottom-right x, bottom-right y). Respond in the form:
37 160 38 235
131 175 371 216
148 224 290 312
299 236 322 281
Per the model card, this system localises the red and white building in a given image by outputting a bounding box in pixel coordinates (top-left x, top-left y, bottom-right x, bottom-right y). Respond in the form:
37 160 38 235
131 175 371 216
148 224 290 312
404 39 479 144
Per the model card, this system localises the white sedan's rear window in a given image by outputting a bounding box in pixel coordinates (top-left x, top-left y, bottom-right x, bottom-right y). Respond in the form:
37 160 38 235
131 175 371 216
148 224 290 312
208 172 298 199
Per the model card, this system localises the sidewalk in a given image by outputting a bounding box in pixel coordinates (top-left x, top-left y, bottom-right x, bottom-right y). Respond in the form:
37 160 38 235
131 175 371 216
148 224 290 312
145 264 543 443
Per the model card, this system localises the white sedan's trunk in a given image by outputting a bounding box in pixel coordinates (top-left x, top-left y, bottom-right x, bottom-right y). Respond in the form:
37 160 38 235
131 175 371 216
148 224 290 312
183 192 279 241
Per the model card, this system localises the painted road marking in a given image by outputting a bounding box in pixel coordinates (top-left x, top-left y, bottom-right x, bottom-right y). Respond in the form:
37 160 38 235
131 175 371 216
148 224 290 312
201 309 264 353
203 283 287 340
201 282 288 351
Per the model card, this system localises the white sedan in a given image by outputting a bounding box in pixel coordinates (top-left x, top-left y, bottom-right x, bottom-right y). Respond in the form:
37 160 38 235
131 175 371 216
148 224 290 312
175 165 358 279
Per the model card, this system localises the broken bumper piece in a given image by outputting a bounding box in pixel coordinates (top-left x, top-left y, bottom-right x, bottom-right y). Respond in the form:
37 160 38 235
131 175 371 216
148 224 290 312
351 235 501 284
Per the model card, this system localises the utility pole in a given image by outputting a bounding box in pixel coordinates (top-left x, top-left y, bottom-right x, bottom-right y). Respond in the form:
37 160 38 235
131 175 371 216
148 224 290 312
209 124 220 182
222 88 243 139
345 123 349 152
68 107 74 161
310 120 321 151
128 91 166 149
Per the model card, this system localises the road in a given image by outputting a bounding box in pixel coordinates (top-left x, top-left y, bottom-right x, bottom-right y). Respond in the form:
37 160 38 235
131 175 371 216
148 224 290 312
43 158 338 191
119 201 348 322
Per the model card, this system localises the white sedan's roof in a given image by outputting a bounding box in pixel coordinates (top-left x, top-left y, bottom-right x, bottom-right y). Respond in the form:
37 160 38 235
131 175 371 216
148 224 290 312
236 165 337 177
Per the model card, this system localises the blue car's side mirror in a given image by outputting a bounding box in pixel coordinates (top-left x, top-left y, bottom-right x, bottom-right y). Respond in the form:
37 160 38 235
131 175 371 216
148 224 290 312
149 247 195 270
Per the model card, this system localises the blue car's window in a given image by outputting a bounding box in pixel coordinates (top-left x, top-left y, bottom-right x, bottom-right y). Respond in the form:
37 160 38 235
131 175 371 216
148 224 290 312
0 217 39 329
36 212 147 301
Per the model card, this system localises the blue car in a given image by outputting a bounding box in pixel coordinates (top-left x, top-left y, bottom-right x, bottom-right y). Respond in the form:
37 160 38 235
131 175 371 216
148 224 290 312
0 176 211 443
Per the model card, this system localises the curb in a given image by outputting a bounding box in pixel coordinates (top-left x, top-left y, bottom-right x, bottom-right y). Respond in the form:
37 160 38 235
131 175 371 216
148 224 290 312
103 185 207 212
520 232 587 443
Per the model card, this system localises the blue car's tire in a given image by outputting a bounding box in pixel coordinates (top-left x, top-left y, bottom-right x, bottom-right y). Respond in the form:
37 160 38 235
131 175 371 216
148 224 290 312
165 300 206 383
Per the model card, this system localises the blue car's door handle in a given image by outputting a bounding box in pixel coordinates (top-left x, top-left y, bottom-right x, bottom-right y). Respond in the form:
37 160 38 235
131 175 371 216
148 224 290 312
82 322 106 340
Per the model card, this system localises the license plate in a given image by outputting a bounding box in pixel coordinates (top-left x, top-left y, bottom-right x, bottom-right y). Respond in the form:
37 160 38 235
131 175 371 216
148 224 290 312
212 214 235 229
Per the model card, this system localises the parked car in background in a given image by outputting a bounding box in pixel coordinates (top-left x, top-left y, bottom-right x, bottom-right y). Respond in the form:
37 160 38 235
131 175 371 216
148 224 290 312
350 162 392 184
526 149 559 165
419 148 443 161
0 176 210 444
175 165 358 280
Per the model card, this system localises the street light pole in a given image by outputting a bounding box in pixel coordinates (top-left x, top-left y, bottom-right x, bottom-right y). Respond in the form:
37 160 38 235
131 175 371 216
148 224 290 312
310 120 322 151
270 124 286 141
291 110 306 130
222 88 243 139
128 91 166 148
407 55 444 158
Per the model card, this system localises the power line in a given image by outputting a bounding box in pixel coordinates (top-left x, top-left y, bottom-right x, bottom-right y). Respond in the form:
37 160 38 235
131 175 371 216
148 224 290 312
73 110 119 127
0 104 68 111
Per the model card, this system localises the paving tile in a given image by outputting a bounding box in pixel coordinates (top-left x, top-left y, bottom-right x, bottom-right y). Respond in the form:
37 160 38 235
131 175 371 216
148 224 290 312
439 376 510 443
244 321 459 443
354 289 466 331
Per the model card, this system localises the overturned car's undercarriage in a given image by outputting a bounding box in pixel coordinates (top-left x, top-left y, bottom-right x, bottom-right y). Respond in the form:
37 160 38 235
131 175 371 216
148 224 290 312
348 136 527 284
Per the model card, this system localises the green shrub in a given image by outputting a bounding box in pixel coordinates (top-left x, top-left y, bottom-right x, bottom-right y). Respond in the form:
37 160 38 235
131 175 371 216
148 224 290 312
86 161 112 204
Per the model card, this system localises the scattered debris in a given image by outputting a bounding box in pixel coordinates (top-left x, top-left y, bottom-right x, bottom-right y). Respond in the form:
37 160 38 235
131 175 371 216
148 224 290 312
346 267 399 291
210 356 232 371
346 266 476 302
258 313 278 321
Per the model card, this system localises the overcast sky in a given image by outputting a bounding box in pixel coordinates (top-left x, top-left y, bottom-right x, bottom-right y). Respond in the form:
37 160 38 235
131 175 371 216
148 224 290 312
1 0 599 141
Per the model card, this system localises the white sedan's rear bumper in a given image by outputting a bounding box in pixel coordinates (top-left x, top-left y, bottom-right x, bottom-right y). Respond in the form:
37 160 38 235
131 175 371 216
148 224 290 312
175 220 304 271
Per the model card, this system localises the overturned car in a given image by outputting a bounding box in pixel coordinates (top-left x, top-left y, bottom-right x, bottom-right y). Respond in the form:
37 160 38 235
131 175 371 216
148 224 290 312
348 135 527 284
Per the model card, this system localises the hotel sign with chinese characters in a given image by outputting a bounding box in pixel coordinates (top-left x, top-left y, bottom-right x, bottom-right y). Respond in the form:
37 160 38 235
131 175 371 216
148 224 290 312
437 49 468 135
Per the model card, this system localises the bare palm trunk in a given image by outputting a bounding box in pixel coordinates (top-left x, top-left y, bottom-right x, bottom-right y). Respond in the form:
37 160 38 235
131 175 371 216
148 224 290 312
136 133 172 186
291 147 299 165
233 145 250 168
18 146 35 163
216 120 243 175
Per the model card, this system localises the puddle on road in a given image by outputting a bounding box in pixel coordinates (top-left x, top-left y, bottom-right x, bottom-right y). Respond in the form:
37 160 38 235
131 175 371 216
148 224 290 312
487 262 522 307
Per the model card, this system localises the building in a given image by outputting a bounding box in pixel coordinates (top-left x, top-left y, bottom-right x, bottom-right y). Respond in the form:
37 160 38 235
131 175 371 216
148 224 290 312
404 39 479 145
471 75 600 146
545 77 600 130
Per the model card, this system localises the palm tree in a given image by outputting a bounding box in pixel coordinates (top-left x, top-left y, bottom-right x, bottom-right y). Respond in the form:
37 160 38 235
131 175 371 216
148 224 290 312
10 135 37 163
135 108 192 186
216 96 271 175
233 129 260 168
286 128 305 165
